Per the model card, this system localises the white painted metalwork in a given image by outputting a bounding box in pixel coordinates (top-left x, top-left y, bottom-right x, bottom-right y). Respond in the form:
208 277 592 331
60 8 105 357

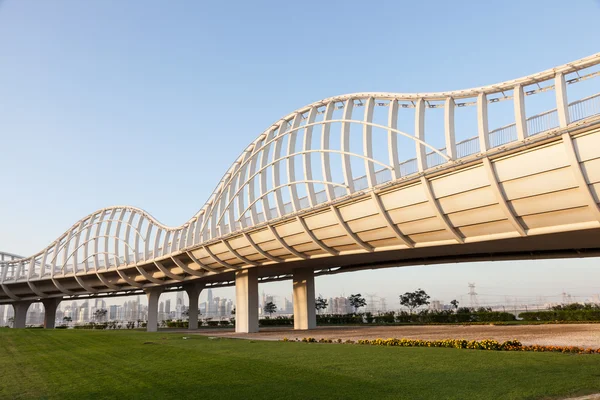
2 53 600 303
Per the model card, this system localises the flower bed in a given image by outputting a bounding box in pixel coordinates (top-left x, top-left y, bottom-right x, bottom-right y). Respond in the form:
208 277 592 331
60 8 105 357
281 337 600 354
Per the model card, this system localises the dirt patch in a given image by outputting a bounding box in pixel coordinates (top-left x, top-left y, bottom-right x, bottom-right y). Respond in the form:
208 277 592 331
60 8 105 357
193 324 600 348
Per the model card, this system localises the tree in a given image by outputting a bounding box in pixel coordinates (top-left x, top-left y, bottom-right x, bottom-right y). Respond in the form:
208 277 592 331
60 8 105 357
399 289 431 314
450 300 459 311
231 307 236 315
315 296 328 314
348 294 366 314
263 302 277 317
94 309 107 322
7 317 14 327
63 316 72 323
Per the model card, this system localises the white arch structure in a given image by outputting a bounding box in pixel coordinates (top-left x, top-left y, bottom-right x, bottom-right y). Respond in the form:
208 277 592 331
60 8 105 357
3 53 600 332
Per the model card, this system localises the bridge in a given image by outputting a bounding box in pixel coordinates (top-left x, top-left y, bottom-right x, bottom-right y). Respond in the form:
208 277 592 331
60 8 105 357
2 54 600 332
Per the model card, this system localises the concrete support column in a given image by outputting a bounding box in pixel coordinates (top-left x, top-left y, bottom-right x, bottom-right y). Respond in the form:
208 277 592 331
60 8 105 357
235 268 258 333
292 268 316 330
184 283 204 330
42 298 61 329
12 301 32 329
145 287 163 332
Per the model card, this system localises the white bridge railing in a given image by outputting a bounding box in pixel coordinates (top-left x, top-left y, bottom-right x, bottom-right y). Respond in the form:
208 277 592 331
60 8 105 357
401 92 600 175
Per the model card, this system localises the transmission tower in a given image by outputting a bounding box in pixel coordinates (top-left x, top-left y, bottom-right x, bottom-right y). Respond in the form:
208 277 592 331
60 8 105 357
365 293 377 313
468 283 479 308
380 298 387 312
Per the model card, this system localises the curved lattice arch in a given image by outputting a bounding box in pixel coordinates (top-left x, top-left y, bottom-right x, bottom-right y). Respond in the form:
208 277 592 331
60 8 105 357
1 52 600 290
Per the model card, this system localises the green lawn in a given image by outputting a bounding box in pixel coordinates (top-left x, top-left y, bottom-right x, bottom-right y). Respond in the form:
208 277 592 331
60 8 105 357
1 329 599 400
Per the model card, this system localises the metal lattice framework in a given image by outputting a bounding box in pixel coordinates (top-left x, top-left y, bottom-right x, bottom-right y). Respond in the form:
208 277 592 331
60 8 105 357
2 53 600 302
0 252 23 262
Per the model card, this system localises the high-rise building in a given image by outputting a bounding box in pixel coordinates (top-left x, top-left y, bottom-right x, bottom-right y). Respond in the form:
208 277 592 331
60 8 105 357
219 298 227 317
429 300 442 311
159 301 165 321
206 289 214 317
165 299 171 317
109 305 119 320
5 306 14 326
213 296 220 317
225 300 233 317
26 303 44 325
94 298 106 313
0 305 5 326
116 304 125 321
332 297 352 314
132 297 140 320
70 301 78 320
282 298 293 315
55 304 64 323
123 301 131 321
176 291 185 319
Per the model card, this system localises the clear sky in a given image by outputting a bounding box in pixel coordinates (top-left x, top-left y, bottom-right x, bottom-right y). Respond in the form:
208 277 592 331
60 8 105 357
1 0 600 308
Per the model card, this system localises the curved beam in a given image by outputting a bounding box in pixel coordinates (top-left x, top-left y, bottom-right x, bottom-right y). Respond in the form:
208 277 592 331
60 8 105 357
370 192 414 248
562 133 600 223
27 281 46 298
115 268 143 288
172 256 208 277
296 216 338 256
267 225 308 260
242 232 283 263
329 206 373 252
51 278 76 295
203 246 238 270
221 240 259 266
206 121 448 228
1 284 21 301
95 272 121 290
73 275 98 293
482 157 527 236
155 260 186 280
420 176 464 244
234 180 347 226
184 252 219 275
135 265 165 285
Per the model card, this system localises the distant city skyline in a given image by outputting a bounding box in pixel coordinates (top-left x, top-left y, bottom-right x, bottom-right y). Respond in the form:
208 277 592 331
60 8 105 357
3 258 598 327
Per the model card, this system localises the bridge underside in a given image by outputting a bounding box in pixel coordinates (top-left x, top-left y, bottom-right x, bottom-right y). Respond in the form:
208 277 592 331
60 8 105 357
210 226 600 282
4 227 599 330
3 215 600 303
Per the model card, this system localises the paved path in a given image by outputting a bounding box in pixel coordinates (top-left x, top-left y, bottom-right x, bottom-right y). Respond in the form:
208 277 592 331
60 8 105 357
189 324 600 348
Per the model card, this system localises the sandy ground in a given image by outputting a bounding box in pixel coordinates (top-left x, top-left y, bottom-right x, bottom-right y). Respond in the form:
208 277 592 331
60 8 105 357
188 324 600 348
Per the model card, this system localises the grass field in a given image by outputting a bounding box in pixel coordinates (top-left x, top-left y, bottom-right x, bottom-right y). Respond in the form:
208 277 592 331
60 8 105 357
1 329 600 400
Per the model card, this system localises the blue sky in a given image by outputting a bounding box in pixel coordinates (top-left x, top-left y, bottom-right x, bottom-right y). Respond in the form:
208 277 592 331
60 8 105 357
1 0 600 307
